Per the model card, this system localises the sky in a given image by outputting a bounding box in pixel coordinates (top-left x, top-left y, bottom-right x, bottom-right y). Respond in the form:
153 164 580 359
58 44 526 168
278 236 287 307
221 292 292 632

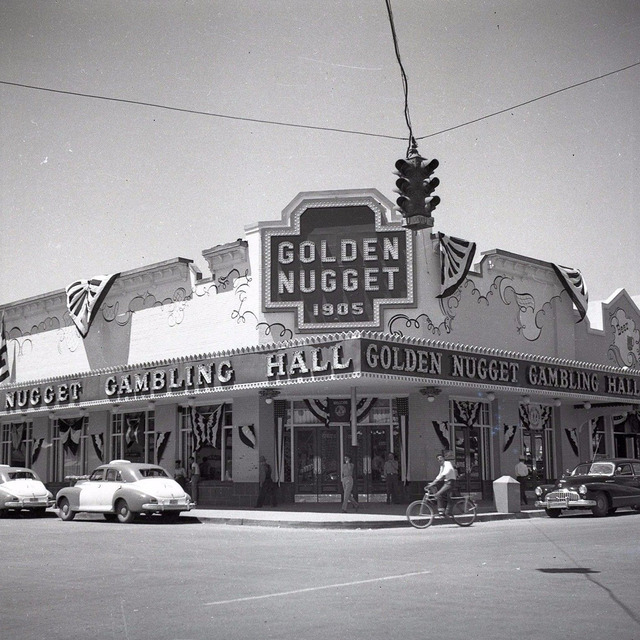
1 1 638 309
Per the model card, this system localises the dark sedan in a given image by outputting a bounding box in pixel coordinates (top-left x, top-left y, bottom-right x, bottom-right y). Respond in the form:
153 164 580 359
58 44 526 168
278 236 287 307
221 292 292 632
535 458 640 518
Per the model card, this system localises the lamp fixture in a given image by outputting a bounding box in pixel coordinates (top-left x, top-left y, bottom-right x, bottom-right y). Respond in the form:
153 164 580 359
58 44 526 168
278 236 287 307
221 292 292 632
554 398 562 407
260 388 281 405
521 395 531 405
583 402 591 410
419 386 441 403
486 392 495 402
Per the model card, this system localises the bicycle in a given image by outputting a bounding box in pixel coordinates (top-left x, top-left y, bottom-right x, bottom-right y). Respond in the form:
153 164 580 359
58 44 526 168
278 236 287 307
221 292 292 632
406 487 477 528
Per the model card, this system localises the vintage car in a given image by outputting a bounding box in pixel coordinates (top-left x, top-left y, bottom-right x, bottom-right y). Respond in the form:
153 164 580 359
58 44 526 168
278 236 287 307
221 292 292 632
56 460 193 523
535 458 640 518
0 465 55 516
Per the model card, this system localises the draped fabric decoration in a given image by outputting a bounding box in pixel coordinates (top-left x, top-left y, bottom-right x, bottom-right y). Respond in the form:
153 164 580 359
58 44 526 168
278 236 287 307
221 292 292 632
273 400 287 485
437 233 477 299
155 431 171 463
303 397 378 427
125 416 141 447
91 433 104 461
552 264 588 322
238 425 256 449
11 423 25 452
32 438 46 464
565 428 579 457
58 418 83 457
432 420 451 450
65 272 119 338
393 397 410 483
0 313 11 384
190 403 226 451
503 424 518 452
452 400 482 428
519 403 553 431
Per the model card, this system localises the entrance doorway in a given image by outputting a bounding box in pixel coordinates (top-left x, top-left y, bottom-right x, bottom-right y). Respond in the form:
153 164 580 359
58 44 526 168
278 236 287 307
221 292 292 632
292 399 397 501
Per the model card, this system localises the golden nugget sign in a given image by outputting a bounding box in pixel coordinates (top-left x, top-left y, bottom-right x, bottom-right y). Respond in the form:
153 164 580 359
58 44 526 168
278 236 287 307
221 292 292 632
263 195 413 331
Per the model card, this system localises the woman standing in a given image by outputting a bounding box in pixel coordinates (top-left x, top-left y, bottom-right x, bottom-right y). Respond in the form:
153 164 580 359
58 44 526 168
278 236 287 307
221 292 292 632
341 455 359 512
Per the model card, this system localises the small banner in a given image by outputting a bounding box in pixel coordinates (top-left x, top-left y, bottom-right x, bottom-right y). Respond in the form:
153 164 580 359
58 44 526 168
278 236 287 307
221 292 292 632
519 404 552 431
239 425 256 449
552 264 588 322
91 433 105 461
564 428 579 457
66 273 119 338
155 431 171 462
432 420 451 450
437 233 477 298
503 424 518 452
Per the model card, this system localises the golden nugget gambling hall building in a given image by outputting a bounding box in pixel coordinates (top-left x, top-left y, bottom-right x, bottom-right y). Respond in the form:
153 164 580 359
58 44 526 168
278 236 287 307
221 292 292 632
1 189 639 505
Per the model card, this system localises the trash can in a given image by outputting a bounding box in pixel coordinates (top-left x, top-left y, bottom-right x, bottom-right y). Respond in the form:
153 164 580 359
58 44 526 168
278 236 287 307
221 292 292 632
493 475 521 513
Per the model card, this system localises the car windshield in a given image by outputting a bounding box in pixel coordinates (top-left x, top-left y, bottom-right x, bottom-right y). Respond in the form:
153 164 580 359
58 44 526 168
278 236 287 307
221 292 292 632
138 468 169 478
8 471 37 480
586 462 615 476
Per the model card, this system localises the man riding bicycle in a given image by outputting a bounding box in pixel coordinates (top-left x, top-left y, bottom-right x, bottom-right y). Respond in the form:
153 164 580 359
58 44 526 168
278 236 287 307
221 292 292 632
427 453 458 517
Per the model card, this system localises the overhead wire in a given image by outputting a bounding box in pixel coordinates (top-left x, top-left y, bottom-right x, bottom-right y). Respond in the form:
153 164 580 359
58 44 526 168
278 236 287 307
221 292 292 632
1 60 639 143
384 0 415 155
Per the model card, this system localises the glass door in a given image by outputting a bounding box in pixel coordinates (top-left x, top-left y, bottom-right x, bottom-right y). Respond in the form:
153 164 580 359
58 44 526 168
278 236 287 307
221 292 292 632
295 427 341 495
344 425 391 499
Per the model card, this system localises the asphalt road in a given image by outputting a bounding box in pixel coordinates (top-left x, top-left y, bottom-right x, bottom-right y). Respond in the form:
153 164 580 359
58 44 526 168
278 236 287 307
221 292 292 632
2 510 640 640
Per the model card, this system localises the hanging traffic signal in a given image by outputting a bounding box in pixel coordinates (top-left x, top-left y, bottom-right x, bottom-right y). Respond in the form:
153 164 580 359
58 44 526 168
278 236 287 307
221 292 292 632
393 153 440 230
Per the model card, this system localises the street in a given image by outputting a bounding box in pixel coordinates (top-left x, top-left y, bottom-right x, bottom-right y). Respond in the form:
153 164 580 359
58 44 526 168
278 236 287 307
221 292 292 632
2 511 640 640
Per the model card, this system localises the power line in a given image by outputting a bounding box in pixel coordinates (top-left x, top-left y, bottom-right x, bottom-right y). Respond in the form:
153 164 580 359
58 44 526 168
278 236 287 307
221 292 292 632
416 60 640 140
385 0 415 155
1 60 639 143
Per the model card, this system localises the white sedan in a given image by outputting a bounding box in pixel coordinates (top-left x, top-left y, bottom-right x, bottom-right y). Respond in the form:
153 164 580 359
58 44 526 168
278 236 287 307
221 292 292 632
0 465 55 516
56 460 193 523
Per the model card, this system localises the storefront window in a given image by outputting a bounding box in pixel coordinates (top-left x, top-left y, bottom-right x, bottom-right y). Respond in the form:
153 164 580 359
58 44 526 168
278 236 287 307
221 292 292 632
111 410 155 463
51 417 87 481
613 413 639 459
520 403 554 482
590 417 606 459
1 421 33 467
179 404 233 480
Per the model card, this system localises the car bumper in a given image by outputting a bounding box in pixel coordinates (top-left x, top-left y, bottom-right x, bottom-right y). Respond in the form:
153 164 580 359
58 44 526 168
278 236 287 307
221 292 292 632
4 499 54 509
535 499 596 509
141 501 192 512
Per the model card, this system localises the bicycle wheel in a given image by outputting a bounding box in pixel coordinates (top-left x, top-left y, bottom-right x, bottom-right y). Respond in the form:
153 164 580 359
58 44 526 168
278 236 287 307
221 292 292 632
406 500 435 529
451 498 476 527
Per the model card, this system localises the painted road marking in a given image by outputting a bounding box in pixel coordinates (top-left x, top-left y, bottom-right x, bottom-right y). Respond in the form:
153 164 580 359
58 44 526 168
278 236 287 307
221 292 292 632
203 570 432 606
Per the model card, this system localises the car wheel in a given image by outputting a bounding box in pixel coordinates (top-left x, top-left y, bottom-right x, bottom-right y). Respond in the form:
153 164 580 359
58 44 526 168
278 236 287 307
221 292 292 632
58 498 75 521
115 499 136 523
607 507 617 515
545 508 562 518
592 492 610 517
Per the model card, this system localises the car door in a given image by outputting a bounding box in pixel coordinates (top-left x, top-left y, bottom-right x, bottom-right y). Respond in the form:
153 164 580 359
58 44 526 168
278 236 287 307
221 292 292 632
78 469 106 510
611 463 637 507
96 468 124 510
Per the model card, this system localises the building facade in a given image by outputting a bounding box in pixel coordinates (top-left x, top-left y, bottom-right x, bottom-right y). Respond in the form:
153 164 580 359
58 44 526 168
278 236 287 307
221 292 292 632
1 189 639 506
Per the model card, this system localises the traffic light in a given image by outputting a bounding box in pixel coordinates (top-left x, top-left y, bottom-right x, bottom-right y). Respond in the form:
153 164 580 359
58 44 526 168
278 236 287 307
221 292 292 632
393 153 440 230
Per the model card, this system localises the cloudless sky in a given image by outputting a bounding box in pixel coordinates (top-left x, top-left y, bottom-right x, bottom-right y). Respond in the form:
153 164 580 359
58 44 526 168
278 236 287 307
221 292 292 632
1 0 638 307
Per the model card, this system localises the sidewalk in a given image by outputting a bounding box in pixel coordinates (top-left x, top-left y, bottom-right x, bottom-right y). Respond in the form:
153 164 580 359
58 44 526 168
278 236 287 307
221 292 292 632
187 501 547 529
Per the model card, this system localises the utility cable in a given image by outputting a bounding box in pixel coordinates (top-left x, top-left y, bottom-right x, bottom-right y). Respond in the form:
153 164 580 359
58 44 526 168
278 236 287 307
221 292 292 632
1 60 639 143
385 0 415 156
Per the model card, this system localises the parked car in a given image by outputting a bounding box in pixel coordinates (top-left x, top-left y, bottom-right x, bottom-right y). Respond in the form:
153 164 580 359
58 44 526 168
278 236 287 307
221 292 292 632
535 458 640 518
0 465 54 516
56 460 193 523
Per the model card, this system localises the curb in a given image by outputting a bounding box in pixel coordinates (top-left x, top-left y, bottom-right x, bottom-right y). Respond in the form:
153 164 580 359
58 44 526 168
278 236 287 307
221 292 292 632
191 509 548 529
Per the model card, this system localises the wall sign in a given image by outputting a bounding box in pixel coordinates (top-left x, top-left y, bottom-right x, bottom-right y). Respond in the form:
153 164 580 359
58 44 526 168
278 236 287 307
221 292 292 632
262 195 414 331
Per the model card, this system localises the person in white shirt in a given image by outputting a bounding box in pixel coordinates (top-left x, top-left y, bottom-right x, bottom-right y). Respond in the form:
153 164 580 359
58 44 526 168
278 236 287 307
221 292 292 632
427 453 458 516
515 457 529 505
